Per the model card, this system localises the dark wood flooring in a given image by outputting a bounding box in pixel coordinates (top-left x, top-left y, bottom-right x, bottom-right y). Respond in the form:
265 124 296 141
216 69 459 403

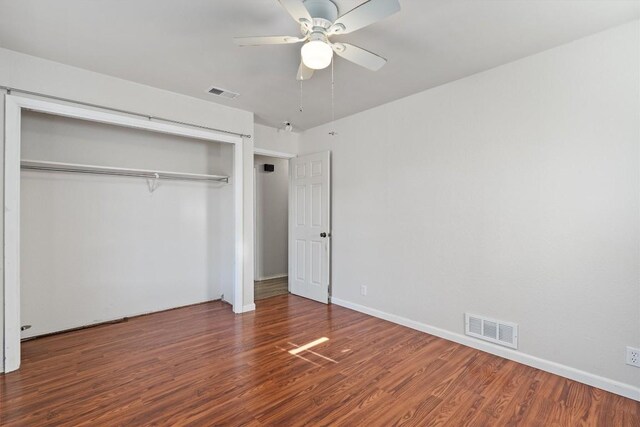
255 276 288 300
1 294 638 426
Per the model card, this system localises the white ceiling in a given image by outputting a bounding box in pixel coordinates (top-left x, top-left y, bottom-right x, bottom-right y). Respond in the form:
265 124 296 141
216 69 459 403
0 0 638 130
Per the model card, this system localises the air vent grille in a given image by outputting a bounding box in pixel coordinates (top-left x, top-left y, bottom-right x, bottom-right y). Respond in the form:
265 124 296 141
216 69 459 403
499 324 515 345
465 313 518 349
468 317 482 335
207 86 239 99
483 321 497 339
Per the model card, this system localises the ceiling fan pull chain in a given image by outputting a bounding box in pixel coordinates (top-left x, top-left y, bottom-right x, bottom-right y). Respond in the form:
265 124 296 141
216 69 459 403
329 59 337 136
331 61 336 127
299 79 304 112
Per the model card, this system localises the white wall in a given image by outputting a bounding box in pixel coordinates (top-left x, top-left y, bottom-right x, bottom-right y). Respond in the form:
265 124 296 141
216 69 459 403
254 155 289 280
20 111 234 337
300 21 640 393
254 123 299 155
0 47 255 368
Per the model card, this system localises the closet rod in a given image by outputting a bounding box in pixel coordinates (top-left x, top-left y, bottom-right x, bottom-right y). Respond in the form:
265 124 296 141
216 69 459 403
21 159 229 183
0 85 252 139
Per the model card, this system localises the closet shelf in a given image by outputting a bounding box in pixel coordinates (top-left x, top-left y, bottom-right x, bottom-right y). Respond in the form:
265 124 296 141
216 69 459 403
20 159 229 183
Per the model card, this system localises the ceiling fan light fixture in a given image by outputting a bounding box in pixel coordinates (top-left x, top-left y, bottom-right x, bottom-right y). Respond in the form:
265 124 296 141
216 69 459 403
301 40 333 70
233 0 401 78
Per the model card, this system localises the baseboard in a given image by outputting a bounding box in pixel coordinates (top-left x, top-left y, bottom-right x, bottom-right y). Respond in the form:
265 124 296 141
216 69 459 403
331 297 640 402
237 303 256 314
256 274 288 281
20 297 224 342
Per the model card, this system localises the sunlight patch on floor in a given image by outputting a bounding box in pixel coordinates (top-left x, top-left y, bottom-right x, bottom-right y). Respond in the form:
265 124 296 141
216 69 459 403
288 337 329 355
277 337 339 366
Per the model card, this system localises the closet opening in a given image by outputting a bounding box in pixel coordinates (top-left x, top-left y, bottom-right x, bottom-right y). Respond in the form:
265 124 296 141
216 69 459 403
20 110 234 340
3 95 244 373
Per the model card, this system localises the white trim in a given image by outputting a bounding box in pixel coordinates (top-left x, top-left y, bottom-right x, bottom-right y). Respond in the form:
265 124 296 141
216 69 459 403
3 95 245 372
3 96 21 372
231 140 244 314
331 297 640 402
24 296 224 340
14 96 242 145
240 303 256 313
254 148 296 159
288 158 292 295
253 167 260 281
256 274 288 281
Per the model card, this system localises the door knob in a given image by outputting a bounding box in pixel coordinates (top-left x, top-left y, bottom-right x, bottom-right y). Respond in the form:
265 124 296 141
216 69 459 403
320 232 327 238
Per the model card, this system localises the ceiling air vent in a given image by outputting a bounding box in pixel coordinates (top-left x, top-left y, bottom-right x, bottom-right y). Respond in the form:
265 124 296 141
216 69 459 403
207 86 239 99
465 313 518 349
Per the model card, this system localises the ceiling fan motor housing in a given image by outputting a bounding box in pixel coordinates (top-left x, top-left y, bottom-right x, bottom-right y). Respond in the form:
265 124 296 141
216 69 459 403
303 0 338 23
308 31 329 44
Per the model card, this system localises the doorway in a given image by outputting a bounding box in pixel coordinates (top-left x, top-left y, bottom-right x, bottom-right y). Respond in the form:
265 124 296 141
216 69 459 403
254 153 290 300
252 148 331 304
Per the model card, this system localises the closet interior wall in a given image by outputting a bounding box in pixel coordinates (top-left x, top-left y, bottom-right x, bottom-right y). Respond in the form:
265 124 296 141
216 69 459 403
20 110 234 338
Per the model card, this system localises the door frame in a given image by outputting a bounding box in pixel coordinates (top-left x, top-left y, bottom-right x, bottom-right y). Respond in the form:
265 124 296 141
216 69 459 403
254 148 296 159
252 148 296 284
253 166 260 281
3 95 245 373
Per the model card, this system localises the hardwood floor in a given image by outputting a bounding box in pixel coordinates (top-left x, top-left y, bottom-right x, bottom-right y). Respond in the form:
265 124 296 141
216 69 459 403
1 295 638 426
255 276 288 300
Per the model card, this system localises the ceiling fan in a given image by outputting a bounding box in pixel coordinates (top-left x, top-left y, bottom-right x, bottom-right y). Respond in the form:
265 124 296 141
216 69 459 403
234 0 401 80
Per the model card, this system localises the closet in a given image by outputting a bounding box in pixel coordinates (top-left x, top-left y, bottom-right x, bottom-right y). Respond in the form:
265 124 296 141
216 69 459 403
20 110 235 339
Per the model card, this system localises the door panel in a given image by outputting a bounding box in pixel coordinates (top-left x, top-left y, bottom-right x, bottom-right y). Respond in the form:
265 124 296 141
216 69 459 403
295 239 305 281
296 185 306 225
311 184 322 226
289 151 330 303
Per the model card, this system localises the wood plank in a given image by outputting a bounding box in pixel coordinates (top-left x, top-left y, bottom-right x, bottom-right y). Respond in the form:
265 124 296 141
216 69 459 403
255 277 288 300
1 294 637 426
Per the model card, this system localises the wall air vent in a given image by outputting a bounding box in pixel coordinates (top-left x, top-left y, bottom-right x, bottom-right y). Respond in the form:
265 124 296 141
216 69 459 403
207 86 239 99
465 313 518 349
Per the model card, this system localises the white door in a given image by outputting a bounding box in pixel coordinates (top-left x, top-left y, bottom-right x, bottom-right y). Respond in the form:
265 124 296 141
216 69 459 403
289 151 331 303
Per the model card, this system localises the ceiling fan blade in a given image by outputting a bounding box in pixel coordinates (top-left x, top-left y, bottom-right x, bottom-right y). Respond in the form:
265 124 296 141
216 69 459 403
332 43 387 71
296 61 314 81
278 0 313 28
233 35 306 46
329 0 400 34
